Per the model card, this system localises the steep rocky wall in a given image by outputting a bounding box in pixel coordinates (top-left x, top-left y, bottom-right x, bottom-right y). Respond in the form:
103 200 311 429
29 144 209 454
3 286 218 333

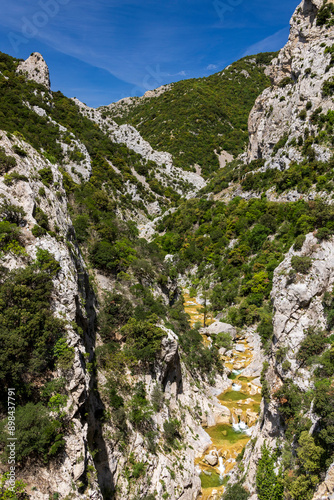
239 233 334 496
0 132 102 499
248 0 334 169
226 1 334 496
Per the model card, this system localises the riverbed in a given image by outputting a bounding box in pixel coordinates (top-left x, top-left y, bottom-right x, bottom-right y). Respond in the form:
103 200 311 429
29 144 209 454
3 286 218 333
182 292 261 499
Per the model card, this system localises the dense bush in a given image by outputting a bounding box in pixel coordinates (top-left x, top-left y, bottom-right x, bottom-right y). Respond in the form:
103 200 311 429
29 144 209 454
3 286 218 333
163 418 181 447
0 147 16 174
121 319 165 363
317 2 334 27
0 265 66 404
297 328 328 366
0 403 65 463
291 255 312 274
99 293 134 342
178 328 223 380
256 443 283 500
223 483 250 500
0 199 26 225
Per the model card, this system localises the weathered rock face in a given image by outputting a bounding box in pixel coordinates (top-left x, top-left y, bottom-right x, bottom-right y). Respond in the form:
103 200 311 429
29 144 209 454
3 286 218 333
17 52 50 89
226 3 334 494
96 323 232 500
72 98 207 200
248 0 334 168
0 132 102 499
239 233 334 495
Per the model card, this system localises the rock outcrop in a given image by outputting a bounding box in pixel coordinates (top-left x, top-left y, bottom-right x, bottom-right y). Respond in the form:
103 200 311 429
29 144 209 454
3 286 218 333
0 132 101 499
71 98 206 199
17 52 50 89
248 0 334 169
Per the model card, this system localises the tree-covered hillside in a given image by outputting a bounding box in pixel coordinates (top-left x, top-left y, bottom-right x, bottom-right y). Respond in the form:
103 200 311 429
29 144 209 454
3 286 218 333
102 53 277 177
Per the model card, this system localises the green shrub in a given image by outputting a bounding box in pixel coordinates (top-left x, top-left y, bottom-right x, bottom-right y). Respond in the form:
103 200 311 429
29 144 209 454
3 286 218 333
273 134 288 154
317 2 334 27
256 443 283 500
105 379 124 409
261 362 270 403
0 147 16 174
0 221 22 253
0 199 26 225
128 382 153 429
212 332 233 350
275 380 302 422
316 227 332 241
99 293 133 342
291 255 312 274
151 383 164 412
0 266 66 402
297 328 328 366
12 145 27 157
73 214 90 243
31 224 47 237
35 248 61 276
278 77 294 88
323 77 334 97
282 360 291 371
39 167 53 186
0 402 65 463
0 472 27 498
163 418 181 447
257 316 274 346
54 338 75 371
121 319 164 363
33 206 49 230
223 483 250 499
3 172 28 186
293 234 306 250
298 109 307 121
178 328 223 379
90 238 136 273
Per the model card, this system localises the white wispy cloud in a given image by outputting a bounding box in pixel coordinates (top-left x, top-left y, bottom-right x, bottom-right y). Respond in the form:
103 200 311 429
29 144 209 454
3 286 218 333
242 27 289 57
206 63 218 70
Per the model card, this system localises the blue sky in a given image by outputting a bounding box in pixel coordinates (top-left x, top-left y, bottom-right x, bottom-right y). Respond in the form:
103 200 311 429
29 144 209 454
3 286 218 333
0 0 298 107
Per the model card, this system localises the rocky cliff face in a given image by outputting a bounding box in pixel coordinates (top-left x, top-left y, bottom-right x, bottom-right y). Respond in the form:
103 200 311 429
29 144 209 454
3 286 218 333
248 0 334 169
239 233 334 497
71 98 206 200
17 52 51 90
229 1 334 497
0 132 102 499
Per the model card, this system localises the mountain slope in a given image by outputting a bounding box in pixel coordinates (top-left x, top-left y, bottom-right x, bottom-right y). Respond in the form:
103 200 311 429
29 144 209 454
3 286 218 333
101 54 277 177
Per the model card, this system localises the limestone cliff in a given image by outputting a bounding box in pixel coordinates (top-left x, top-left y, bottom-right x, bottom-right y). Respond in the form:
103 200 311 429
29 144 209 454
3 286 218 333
17 52 51 90
248 0 334 169
228 2 334 498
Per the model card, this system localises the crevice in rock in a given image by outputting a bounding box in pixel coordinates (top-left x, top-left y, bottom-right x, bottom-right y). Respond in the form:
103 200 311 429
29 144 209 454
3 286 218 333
69 235 115 499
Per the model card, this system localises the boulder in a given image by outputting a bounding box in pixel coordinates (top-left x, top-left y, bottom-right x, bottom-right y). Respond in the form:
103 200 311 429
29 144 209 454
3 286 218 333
204 453 218 467
203 321 237 338
246 409 258 427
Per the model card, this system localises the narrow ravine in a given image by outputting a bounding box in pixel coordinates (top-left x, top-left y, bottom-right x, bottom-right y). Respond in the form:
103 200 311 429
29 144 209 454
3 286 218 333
183 291 262 500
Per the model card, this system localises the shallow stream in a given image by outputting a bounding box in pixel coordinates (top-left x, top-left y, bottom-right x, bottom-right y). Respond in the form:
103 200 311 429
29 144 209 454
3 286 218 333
183 292 261 499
